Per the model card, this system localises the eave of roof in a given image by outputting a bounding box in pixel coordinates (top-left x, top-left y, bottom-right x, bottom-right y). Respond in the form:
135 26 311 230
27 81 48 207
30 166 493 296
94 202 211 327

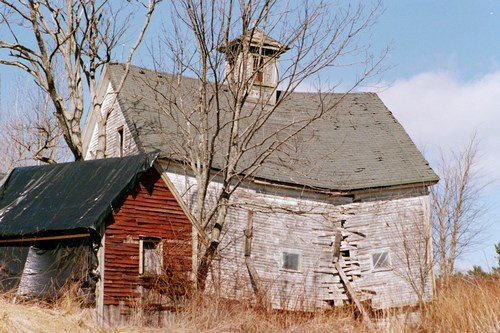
218 28 289 53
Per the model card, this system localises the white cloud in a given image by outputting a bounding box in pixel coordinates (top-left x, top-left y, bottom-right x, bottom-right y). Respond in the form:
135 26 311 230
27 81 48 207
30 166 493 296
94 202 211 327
379 71 500 179
378 71 500 270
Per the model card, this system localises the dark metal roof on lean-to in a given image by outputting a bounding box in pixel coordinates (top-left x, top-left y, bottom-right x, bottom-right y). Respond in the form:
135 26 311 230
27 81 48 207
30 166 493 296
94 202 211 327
108 64 438 191
0 154 156 237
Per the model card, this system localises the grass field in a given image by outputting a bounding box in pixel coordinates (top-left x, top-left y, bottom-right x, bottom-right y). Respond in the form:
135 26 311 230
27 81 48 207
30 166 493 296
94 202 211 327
0 275 498 333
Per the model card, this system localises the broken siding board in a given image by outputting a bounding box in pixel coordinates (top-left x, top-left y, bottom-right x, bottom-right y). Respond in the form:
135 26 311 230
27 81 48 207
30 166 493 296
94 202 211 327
335 262 375 330
345 196 432 309
250 195 428 309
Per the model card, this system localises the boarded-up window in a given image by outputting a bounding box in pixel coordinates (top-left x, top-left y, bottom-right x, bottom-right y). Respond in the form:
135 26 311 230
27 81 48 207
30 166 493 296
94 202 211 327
139 237 162 275
372 251 391 270
280 250 302 271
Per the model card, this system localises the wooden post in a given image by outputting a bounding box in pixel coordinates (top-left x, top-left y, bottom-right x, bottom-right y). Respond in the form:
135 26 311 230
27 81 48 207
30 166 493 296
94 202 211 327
335 262 375 331
244 211 266 309
332 230 342 263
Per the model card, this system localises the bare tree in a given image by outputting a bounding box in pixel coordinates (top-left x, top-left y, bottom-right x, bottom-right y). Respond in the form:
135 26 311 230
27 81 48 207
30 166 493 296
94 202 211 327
0 0 158 161
431 135 488 287
0 79 71 173
145 0 386 288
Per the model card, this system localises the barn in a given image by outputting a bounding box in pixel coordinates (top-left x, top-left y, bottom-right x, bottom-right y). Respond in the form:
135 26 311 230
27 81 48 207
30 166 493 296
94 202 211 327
79 29 440 316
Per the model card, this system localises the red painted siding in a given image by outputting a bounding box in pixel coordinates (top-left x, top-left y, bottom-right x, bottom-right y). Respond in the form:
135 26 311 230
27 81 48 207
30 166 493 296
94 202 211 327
103 168 192 306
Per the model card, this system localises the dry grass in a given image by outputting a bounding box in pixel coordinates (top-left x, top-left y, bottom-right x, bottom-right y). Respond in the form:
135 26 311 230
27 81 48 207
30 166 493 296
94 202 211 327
0 276 498 333
161 295 365 332
0 292 95 333
415 276 500 333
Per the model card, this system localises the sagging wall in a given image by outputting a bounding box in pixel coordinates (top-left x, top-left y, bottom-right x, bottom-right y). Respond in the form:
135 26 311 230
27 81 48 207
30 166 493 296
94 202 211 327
346 197 433 308
220 193 432 310
101 167 193 324
165 169 433 310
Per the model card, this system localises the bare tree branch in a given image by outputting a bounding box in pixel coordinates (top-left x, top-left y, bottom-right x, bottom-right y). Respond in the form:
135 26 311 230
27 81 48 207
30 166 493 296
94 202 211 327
431 134 490 287
0 80 71 172
145 0 386 288
0 0 159 162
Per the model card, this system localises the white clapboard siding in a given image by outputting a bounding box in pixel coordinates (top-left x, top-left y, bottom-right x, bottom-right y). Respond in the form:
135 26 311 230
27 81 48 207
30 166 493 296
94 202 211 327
163 167 433 310
85 83 140 159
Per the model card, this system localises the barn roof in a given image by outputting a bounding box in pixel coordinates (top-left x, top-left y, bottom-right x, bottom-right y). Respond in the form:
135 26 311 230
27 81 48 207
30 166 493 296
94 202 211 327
107 63 438 191
0 154 156 238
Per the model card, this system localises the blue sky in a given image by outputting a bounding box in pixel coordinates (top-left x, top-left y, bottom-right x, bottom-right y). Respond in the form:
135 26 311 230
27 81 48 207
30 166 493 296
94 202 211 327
0 1 498 270
373 1 500 270
375 1 500 81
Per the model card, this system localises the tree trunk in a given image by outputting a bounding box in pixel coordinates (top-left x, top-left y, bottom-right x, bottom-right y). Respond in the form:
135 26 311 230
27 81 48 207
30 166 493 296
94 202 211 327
196 194 229 289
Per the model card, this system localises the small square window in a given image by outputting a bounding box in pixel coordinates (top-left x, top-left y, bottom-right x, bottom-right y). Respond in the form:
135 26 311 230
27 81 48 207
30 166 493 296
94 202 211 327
372 251 391 270
280 251 302 271
139 237 162 275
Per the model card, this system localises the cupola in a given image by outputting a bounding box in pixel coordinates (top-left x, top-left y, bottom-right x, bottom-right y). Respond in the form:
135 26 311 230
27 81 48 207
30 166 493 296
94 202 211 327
219 28 288 104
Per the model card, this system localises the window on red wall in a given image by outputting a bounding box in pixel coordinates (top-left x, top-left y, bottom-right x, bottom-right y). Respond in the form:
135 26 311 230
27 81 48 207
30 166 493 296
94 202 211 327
139 236 162 275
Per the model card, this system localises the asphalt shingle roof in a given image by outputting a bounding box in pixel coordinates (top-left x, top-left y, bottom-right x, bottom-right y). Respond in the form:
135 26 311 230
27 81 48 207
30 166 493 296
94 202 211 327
108 63 438 191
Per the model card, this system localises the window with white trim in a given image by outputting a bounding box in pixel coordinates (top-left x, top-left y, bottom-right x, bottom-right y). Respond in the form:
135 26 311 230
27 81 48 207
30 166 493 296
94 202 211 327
280 250 302 271
371 250 391 271
139 236 162 275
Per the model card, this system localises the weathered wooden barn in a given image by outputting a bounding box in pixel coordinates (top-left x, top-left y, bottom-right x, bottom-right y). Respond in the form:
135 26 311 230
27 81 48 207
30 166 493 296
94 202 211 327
82 31 439 312
0 154 194 324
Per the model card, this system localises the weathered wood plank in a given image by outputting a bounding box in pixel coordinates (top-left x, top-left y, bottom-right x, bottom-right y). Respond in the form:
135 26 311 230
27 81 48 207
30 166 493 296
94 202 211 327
335 262 374 331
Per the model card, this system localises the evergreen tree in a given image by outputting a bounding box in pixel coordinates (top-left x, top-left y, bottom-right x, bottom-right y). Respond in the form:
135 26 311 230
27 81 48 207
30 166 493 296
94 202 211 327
494 242 500 274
